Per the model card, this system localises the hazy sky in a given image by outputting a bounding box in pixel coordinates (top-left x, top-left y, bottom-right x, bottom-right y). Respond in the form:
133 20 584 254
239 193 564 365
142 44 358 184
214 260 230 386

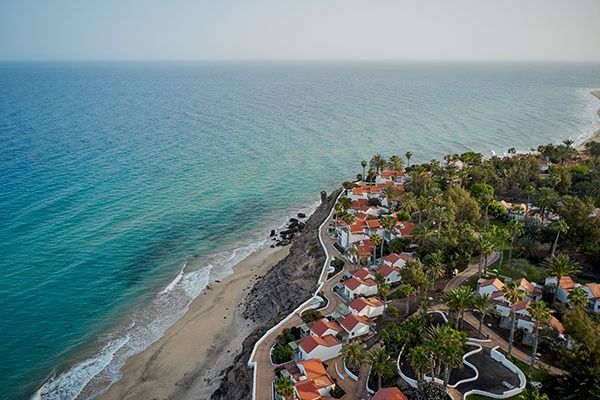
1 0 599 61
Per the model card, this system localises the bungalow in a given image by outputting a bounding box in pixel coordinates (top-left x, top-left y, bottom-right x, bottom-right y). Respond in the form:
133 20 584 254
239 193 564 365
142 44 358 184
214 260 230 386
377 265 402 284
382 252 413 269
350 239 374 264
310 318 343 338
342 276 378 299
352 267 376 281
336 219 368 249
376 170 406 185
294 359 336 400
582 283 600 313
545 276 578 304
372 387 409 400
339 314 371 339
365 218 384 236
477 278 505 297
348 296 385 318
297 334 342 361
396 221 415 237
514 277 543 300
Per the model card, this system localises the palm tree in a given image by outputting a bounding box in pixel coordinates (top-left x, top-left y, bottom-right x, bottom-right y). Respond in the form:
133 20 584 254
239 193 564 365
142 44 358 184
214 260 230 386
518 390 549 400
370 154 387 174
342 340 365 372
408 346 433 386
527 301 552 380
379 215 396 242
478 239 495 278
567 287 588 309
473 293 494 338
543 255 581 303
274 376 295 399
361 160 368 182
502 282 526 359
400 192 418 217
388 155 404 172
550 220 569 257
368 348 393 390
428 206 450 240
444 286 474 329
508 220 524 267
405 151 413 167
342 213 356 249
379 282 391 304
563 139 574 149
386 304 401 320
423 251 445 283
381 185 401 210
347 247 359 264
371 234 383 262
401 284 416 315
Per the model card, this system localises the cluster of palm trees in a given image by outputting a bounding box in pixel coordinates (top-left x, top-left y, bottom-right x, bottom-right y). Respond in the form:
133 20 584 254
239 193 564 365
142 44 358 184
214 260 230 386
360 152 412 183
343 341 394 391
408 324 468 387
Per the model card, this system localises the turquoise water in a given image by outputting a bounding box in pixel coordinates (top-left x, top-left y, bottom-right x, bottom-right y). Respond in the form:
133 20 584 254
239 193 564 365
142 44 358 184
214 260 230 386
1 62 599 400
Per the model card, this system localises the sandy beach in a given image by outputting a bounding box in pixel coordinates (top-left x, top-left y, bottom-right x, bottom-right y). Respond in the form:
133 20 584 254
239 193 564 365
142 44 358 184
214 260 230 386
97 244 290 400
578 89 600 149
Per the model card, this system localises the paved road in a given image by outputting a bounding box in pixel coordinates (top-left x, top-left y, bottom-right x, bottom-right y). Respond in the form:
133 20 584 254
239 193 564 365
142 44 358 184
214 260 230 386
462 312 566 376
444 252 500 291
250 209 351 399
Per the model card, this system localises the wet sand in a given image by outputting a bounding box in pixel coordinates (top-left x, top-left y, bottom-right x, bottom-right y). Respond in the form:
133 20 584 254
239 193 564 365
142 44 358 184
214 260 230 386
97 244 290 400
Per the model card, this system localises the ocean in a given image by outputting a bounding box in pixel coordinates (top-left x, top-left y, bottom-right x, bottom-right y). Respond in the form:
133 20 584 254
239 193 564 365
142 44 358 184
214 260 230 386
0 61 599 400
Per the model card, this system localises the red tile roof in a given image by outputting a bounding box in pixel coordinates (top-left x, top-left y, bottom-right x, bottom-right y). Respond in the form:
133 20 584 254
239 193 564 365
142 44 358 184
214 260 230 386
381 170 405 178
397 221 415 236
349 297 384 312
514 300 530 312
378 265 400 277
339 314 371 331
372 387 409 400
352 268 374 280
310 318 342 337
298 335 340 354
344 277 363 291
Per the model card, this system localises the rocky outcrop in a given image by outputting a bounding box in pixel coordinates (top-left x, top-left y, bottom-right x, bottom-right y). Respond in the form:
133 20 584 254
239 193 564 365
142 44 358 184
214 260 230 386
211 188 340 400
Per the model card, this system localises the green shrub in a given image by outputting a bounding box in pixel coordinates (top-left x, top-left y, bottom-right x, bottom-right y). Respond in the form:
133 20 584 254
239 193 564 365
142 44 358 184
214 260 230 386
272 344 293 364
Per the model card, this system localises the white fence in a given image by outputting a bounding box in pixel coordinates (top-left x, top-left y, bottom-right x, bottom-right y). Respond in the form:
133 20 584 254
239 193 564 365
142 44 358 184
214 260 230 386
248 190 343 400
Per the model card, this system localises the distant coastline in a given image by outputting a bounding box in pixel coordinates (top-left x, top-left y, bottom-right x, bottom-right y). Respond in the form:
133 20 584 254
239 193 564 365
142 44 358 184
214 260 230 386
578 89 600 148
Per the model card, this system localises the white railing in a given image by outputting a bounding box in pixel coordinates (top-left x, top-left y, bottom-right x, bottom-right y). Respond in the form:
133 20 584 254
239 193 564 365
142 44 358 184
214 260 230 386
462 346 526 399
248 189 343 400
343 357 359 381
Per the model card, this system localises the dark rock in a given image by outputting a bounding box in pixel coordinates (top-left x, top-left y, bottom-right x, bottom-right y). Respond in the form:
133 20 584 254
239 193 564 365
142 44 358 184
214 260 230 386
297 213 306 219
289 218 299 224
211 188 341 400
269 230 276 237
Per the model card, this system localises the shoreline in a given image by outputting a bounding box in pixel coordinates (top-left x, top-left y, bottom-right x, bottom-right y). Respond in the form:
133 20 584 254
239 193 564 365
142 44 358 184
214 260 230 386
96 244 291 400
577 89 600 149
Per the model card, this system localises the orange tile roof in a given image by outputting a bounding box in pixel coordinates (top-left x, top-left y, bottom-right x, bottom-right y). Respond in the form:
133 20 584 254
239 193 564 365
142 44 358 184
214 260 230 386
381 170 405 178
480 278 505 290
548 316 565 333
298 335 340 354
349 297 384 312
295 380 321 400
339 314 371 331
310 318 342 337
514 300 530 312
373 387 409 400
297 359 334 390
585 283 600 299
366 219 381 229
515 278 535 294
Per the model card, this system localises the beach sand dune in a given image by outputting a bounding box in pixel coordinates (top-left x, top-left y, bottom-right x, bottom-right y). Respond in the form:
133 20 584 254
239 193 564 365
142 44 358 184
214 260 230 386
98 245 289 400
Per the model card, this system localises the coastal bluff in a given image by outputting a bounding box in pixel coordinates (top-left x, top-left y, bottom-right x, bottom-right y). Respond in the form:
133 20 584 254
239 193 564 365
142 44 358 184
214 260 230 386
211 188 341 399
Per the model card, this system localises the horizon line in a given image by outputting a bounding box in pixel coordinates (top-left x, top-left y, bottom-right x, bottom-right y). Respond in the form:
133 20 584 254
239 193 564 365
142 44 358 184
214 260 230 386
2 58 600 64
